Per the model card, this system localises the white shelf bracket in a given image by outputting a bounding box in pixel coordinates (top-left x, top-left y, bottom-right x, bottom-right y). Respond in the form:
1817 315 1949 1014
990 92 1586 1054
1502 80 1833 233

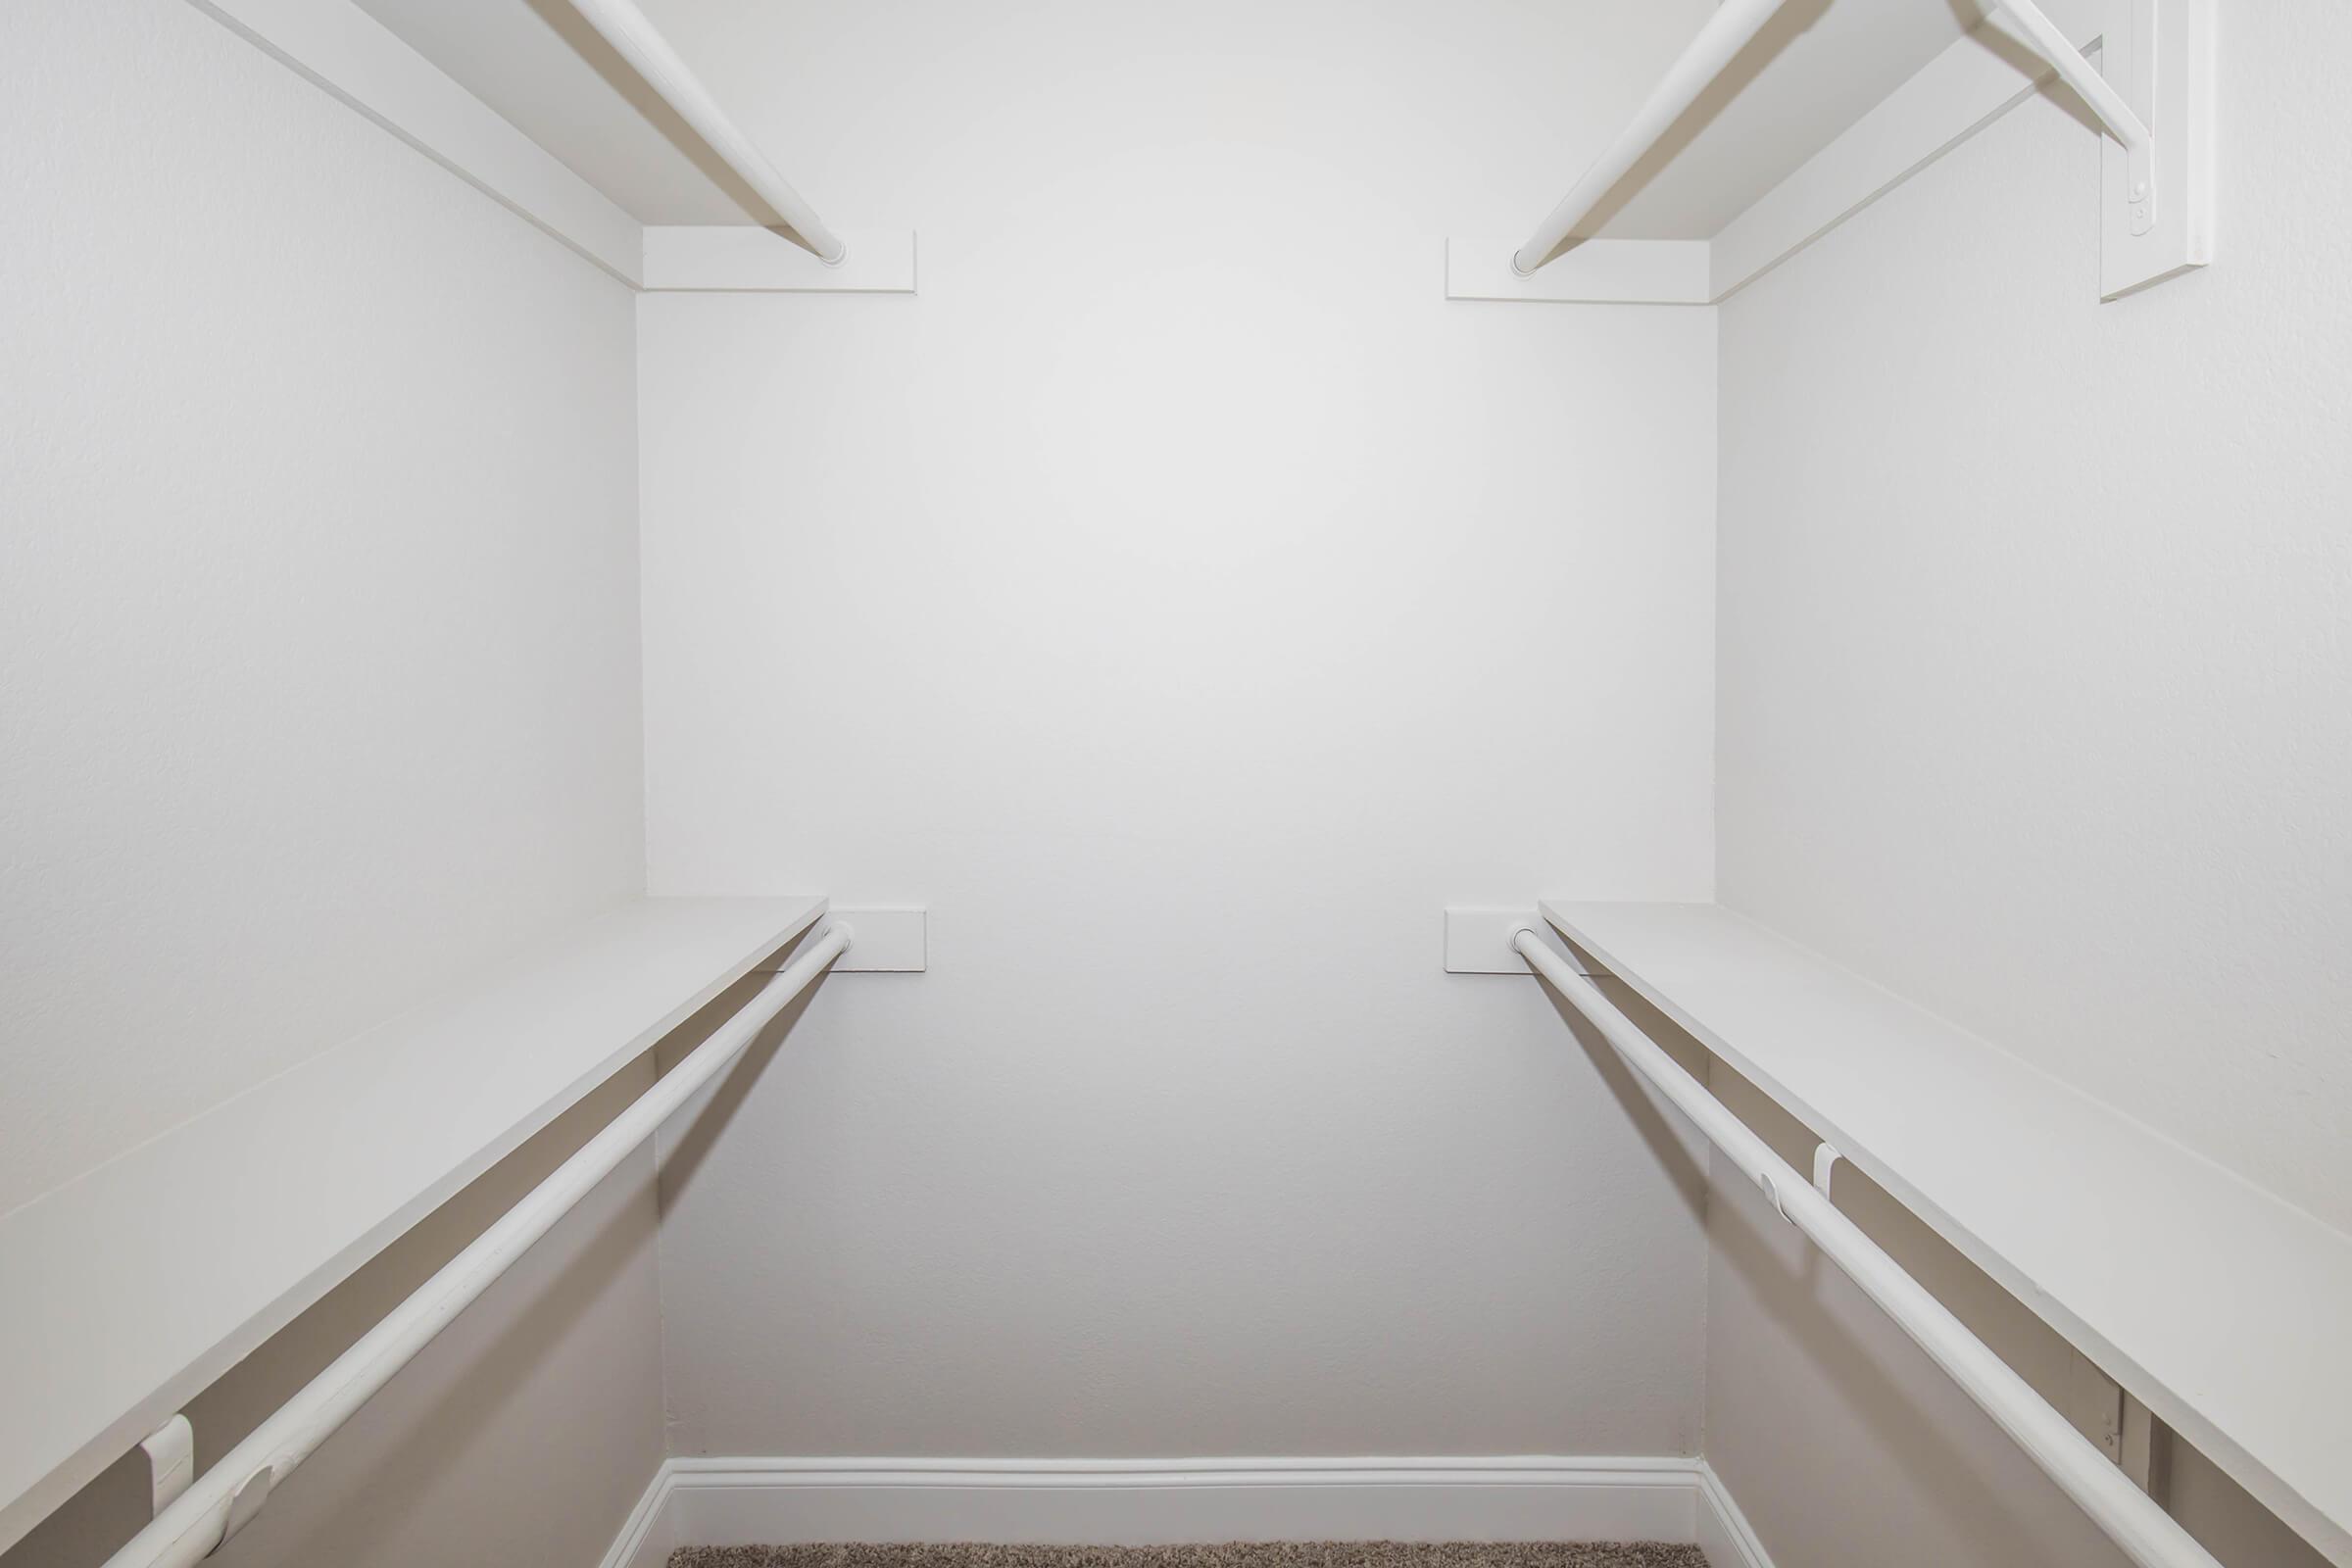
755 907 926 972
1443 909 1593 974
219 1465 275 1546
1991 0 2214 298
1995 0 2155 231
136 1417 193 1520
1811 1143 1842 1197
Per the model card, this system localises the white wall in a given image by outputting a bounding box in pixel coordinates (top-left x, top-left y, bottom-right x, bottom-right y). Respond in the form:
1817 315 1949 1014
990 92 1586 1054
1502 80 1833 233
0 0 647 1218
1716 2 2352 1240
0 0 657 1562
1713 5 2352 1564
639 0 1722 1460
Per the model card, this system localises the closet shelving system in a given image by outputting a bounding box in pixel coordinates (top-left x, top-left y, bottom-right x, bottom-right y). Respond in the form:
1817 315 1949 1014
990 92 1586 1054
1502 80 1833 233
0 898 835 1563
5 5 920 1551
1446 0 2342 1562
4 4 2330 1568
1508 902 2352 1568
1443 7 2310 1568
1448 0 2214 305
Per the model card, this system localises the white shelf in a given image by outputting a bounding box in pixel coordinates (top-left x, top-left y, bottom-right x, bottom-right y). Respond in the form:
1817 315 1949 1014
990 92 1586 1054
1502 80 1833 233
0 895 825 1552
182 0 909 292
1541 901 2352 1568
1446 0 2221 306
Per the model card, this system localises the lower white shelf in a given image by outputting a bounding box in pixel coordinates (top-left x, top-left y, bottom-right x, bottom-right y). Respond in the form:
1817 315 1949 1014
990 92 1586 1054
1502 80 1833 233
1540 900 2352 1568
0 894 826 1554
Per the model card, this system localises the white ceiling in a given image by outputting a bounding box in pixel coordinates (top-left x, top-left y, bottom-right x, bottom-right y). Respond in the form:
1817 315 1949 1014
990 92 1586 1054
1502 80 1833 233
350 0 2034 241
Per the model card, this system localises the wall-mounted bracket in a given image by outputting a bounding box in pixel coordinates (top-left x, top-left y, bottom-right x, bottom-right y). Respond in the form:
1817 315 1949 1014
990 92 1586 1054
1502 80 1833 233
1991 0 2214 298
2100 0 2214 298
1442 908 1592 975
1811 1143 1842 1197
640 228 917 294
2122 1390 2167 1495
1446 239 1709 306
220 1465 275 1545
136 1416 193 1519
758 906 926 972
1993 0 2155 229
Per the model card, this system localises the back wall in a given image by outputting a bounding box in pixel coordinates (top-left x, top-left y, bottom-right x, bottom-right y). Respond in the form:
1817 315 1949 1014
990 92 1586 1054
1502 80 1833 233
637 0 1724 1459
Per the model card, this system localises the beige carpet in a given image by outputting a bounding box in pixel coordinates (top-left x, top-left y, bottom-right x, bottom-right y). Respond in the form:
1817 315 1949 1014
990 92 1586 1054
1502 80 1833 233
669 1545 1706 1568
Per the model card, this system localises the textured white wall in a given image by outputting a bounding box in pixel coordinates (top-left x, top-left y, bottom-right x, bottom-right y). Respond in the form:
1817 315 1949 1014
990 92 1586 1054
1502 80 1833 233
0 0 647 1216
1713 6 2352 1565
640 0 1721 1460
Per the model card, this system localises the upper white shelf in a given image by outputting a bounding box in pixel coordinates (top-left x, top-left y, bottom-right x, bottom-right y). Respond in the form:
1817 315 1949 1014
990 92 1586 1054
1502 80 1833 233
348 0 758 227
186 0 911 293
1451 0 2212 305
1541 900 2352 1568
1592 0 1993 243
0 894 825 1554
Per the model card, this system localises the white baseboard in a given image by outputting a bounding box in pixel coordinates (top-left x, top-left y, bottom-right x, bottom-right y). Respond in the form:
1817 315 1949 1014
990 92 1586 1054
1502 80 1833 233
600 1458 1774 1568
1692 1464 1772 1568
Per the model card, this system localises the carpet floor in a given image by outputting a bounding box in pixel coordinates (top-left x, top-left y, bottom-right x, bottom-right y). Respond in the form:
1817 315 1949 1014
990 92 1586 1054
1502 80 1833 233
669 1545 1706 1568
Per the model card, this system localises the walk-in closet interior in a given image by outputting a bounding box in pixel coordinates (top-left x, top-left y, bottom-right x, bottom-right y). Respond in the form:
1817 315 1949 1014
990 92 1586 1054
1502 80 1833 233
4 2 2345 1566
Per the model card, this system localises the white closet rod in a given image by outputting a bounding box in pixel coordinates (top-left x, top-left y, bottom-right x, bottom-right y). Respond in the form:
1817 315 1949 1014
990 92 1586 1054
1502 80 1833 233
564 0 848 265
100 923 856 1568
1993 0 2151 153
1508 929 2224 1568
1511 0 2148 276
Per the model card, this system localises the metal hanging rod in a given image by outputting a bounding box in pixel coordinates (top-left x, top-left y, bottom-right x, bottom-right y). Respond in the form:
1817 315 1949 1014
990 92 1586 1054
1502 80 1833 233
564 0 848 264
1508 927 2224 1568
100 923 855 1568
1513 0 2156 275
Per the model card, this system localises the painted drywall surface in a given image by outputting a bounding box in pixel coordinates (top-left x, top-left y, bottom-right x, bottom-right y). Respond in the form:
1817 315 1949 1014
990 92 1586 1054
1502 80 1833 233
1711 7 2352 1565
637 0 1721 1459
0 0 646 1217
1717 3 2352 1242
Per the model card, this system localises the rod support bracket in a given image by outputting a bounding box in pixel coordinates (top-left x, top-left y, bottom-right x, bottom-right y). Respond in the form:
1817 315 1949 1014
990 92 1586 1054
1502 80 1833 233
137 1416 194 1520
2127 139 2155 234
215 1465 274 1551
1992 0 2171 244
